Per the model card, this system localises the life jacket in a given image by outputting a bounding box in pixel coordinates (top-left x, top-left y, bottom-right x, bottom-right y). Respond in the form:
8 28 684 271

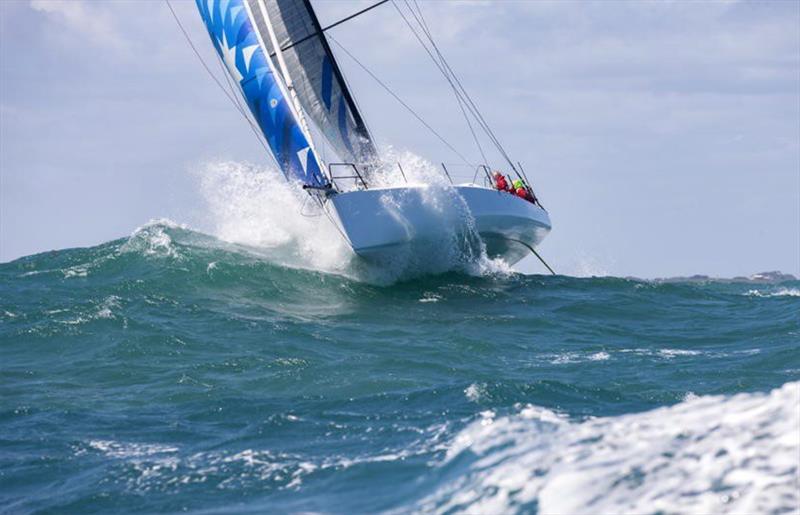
515 187 527 199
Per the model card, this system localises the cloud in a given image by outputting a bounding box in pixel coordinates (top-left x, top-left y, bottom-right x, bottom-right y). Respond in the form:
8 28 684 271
30 0 127 50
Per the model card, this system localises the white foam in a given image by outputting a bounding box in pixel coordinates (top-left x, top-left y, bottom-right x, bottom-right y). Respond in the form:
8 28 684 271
95 295 120 319
58 295 121 326
121 218 186 259
416 382 800 514
547 351 610 364
658 348 702 358
63 265 89 278
419 293 443 303
85 439 316 491
89 440 179 459
619 347 705 359
745 288 800 298
79 421 451 494
464 383 487 403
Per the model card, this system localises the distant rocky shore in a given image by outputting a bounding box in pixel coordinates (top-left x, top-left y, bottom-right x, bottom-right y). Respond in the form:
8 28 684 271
650 271 797 283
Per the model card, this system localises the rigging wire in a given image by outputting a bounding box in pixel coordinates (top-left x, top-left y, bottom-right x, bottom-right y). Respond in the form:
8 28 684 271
397 0 488 168
407 0 515 169
402 0 511 168
405 1 491 159
214 46 258 136
389 4 472 142
327 34 473 167
165 0 274 161
213 50 283 170
395 0 518 172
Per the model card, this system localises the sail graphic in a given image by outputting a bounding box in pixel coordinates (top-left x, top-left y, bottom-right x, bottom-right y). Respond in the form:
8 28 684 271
247 0 379 165
195 0 327 187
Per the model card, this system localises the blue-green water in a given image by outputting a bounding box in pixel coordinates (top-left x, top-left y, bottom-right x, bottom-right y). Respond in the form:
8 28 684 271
2 222 798 513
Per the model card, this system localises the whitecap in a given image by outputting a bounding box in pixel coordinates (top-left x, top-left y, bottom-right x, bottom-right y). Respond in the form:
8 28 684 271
120 219 186 259
464 383 487 403
745 288 800 298
547 351 610 364
658 348 702 358
89 440 178 459
419 293 442 303
588 351 610 361
414 382 800 515
62 265 88 278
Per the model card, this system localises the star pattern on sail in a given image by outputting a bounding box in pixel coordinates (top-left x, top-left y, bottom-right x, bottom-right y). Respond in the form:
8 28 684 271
297 147 310 173
218 32 244 83
196 0 326 187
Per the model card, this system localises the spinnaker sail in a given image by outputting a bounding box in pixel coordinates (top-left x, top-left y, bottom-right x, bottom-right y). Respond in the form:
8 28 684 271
195 0 327 187
248 0 379 166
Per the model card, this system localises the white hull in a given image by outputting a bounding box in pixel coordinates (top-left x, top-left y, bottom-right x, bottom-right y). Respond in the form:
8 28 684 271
328 184 551 266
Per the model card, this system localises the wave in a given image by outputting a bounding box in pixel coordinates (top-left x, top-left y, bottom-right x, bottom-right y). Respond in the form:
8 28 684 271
413 382 800 514
745 288 800 298
5 220 799 302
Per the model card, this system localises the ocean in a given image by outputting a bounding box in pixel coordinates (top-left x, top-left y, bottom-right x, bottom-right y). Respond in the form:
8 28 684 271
1 217 798 514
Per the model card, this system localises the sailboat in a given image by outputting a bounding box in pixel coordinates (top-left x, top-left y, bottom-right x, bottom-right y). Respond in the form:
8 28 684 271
192 0 552 268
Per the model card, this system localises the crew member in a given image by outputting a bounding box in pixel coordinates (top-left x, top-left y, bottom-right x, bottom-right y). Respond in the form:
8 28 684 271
493 171 509 192
514 178 538 203
510 178 524 199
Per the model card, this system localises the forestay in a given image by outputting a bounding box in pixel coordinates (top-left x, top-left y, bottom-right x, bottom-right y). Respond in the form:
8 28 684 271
195 0 327 187
247 0 379 166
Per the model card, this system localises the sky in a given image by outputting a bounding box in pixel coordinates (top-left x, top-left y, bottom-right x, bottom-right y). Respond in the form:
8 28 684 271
1 0 798 278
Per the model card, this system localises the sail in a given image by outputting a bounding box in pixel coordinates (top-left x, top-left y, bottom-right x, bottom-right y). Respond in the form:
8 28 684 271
195 0 327 187
247 0 379 165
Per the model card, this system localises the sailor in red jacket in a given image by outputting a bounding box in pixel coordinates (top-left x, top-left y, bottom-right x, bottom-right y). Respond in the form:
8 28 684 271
492 171 509 192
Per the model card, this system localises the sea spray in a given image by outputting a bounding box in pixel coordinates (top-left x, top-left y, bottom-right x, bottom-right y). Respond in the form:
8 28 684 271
196 160 352 274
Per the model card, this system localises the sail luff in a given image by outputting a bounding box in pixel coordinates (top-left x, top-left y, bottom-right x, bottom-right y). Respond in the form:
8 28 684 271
250 0 327 178
195 0 327 187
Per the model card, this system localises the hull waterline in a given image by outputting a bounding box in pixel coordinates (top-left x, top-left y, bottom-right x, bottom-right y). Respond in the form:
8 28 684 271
328 184 551 266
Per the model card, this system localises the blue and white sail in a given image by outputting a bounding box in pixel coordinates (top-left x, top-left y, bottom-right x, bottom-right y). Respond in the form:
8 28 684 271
251 0 378 166
195 0 327 187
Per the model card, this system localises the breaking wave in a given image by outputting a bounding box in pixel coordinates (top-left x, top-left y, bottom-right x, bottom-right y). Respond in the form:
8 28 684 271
415 382 800 514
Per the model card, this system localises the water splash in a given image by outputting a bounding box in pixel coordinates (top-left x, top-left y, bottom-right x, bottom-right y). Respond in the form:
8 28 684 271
195 161 351 274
